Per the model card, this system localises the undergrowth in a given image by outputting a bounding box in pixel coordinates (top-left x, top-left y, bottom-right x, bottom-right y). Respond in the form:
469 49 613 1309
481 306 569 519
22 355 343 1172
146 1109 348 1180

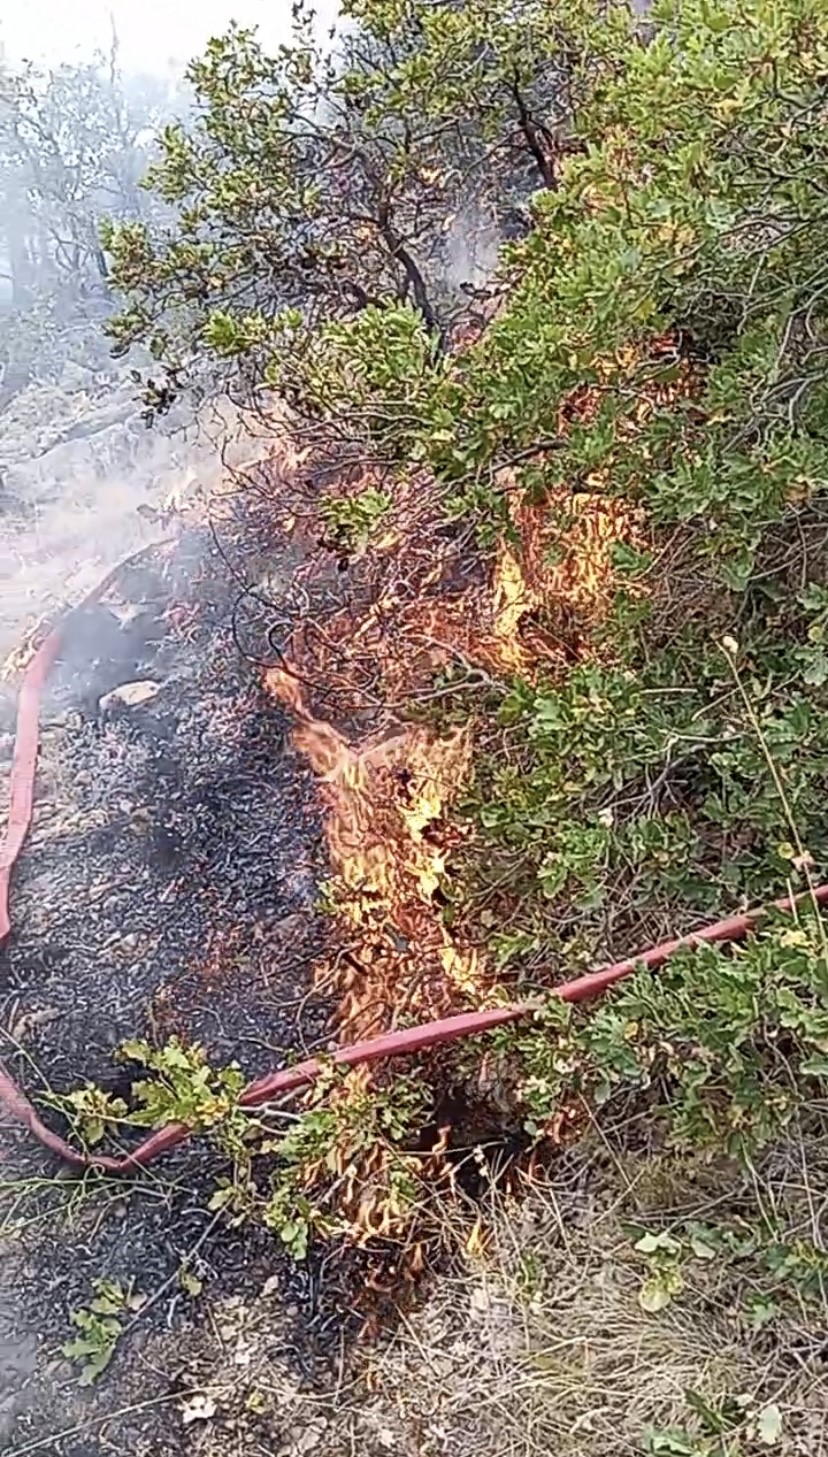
53 904 828 1257
360 1132 828 1457
447 569 828 977
491 908 828 1159
55 1042 433 1263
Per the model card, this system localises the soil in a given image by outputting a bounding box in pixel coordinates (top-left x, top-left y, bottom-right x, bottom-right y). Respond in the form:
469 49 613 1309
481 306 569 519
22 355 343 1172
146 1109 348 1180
0 522 376 1455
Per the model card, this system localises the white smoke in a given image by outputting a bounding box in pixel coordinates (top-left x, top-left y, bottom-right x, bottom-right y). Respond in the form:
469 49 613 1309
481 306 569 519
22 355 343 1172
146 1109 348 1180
0 370 265 658
444 204 502 292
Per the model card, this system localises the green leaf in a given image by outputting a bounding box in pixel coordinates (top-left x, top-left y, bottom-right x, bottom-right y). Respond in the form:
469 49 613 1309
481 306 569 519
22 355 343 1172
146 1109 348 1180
684 1388 735 1435
635 1231 681 1255
688 1232 717 1261
643 1427 696 1455
639 1276 673 1313
179 1269 203 1297
800 1055 828 1079
77 1345 116 1385
119 1039 150 1064
745 1295 780 1331
610 541 652 577
803 652 828 686
207 1186 235 1211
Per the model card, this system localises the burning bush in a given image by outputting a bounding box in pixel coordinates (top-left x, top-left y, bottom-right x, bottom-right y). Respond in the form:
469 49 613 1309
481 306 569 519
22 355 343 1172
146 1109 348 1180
39 0 828 1278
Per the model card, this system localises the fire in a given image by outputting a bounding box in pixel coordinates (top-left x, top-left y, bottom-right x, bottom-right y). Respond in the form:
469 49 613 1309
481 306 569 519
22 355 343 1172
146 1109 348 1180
266 665 481 1043
261 475 629 1244
250 335 687 1247
485 483 646 676
263 656 482 1247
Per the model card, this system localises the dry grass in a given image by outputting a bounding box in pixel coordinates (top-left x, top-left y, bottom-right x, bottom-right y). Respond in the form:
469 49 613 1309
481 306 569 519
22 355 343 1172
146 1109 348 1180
5 1129 827 1457
337 1125 828 1457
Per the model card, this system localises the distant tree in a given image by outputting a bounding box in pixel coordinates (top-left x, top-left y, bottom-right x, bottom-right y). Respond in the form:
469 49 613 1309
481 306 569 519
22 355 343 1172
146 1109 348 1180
0 47 168 303
103 15 450 412
0 41 178 392
101 0 583 418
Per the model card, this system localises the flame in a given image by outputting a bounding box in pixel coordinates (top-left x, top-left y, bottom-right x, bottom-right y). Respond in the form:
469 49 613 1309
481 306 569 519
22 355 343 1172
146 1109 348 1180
485 482 646 676
249 332 691 1248
266 666 481 1043
264 647 483 1246
465 1217 488 1259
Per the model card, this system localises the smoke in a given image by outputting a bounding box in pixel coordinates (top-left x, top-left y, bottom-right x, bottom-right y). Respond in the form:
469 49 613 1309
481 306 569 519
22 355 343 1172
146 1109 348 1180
0 370 266 660
0 0 506 671
444 204 502 292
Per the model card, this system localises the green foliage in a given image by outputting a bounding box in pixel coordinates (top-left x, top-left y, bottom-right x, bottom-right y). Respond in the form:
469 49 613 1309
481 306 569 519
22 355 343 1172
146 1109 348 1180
500 912 828 1160
102 0 602 419
320 485 392 552
634 1229 685 1313
460 640 828 974
198 1065 430 1257
102 12 458 410
94 0 828 1266
62 1278 143 1385
342 0 573 174
648 1214 828 1324
303 303 440 444
406 0 828 537
61 1085 129 1147
261 1072 428 1256
53 1038 248 1163
103 0 828 504
118 1036 247 1135
643 1400 784 1457
58 1039 430 1260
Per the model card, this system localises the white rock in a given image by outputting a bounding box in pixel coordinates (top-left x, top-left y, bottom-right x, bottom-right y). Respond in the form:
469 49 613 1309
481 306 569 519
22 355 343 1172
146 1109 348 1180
181 1393 217 1425
99 680 161 711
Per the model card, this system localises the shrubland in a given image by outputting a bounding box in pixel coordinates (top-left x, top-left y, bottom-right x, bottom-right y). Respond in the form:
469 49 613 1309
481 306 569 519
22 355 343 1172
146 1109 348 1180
50 3 828 1438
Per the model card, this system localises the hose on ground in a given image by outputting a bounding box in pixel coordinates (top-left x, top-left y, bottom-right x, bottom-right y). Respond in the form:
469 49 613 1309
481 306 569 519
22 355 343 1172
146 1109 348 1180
2 552 826 1173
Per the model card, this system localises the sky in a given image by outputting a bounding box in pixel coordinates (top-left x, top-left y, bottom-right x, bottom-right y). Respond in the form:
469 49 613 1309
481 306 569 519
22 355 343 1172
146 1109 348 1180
1 0 337 75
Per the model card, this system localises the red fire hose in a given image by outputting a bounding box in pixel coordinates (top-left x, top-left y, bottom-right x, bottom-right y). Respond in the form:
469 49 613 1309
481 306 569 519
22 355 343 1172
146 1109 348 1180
1 555 826 1173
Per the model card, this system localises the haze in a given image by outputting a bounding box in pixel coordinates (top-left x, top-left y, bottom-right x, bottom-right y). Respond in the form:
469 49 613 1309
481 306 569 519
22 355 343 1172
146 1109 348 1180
2 0 338 73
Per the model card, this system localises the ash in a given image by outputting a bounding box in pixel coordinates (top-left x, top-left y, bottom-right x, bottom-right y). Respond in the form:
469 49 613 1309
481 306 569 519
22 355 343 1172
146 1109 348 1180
0 527 358 1457
5 529 330 1091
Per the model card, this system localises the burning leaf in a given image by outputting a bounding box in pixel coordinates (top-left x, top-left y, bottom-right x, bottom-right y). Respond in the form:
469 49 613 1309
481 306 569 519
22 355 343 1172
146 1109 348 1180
465 1218 487 1259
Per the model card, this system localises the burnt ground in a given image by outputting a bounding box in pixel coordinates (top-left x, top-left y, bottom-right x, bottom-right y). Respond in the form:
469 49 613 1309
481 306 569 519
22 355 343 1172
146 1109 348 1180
0 527 380 1455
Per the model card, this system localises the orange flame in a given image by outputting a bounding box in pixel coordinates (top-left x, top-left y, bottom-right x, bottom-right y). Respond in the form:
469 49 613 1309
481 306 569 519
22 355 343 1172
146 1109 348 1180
250 333 689 1246
266 666 481 1044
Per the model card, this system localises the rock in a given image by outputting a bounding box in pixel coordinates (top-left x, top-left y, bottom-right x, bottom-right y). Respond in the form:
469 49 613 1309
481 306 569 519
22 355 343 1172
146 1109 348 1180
281 1419 329 1455
99 680 162 712
180 1393 217 1425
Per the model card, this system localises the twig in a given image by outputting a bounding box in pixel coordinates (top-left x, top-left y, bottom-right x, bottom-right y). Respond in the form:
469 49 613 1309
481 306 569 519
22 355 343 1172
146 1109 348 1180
119 1207 225 1340
7 1388 206 1456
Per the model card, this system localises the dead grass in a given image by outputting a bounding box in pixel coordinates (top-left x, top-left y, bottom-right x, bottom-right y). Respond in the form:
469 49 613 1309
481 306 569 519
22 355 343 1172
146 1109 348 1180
340 1124 828 1457
5 1126 827 1457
